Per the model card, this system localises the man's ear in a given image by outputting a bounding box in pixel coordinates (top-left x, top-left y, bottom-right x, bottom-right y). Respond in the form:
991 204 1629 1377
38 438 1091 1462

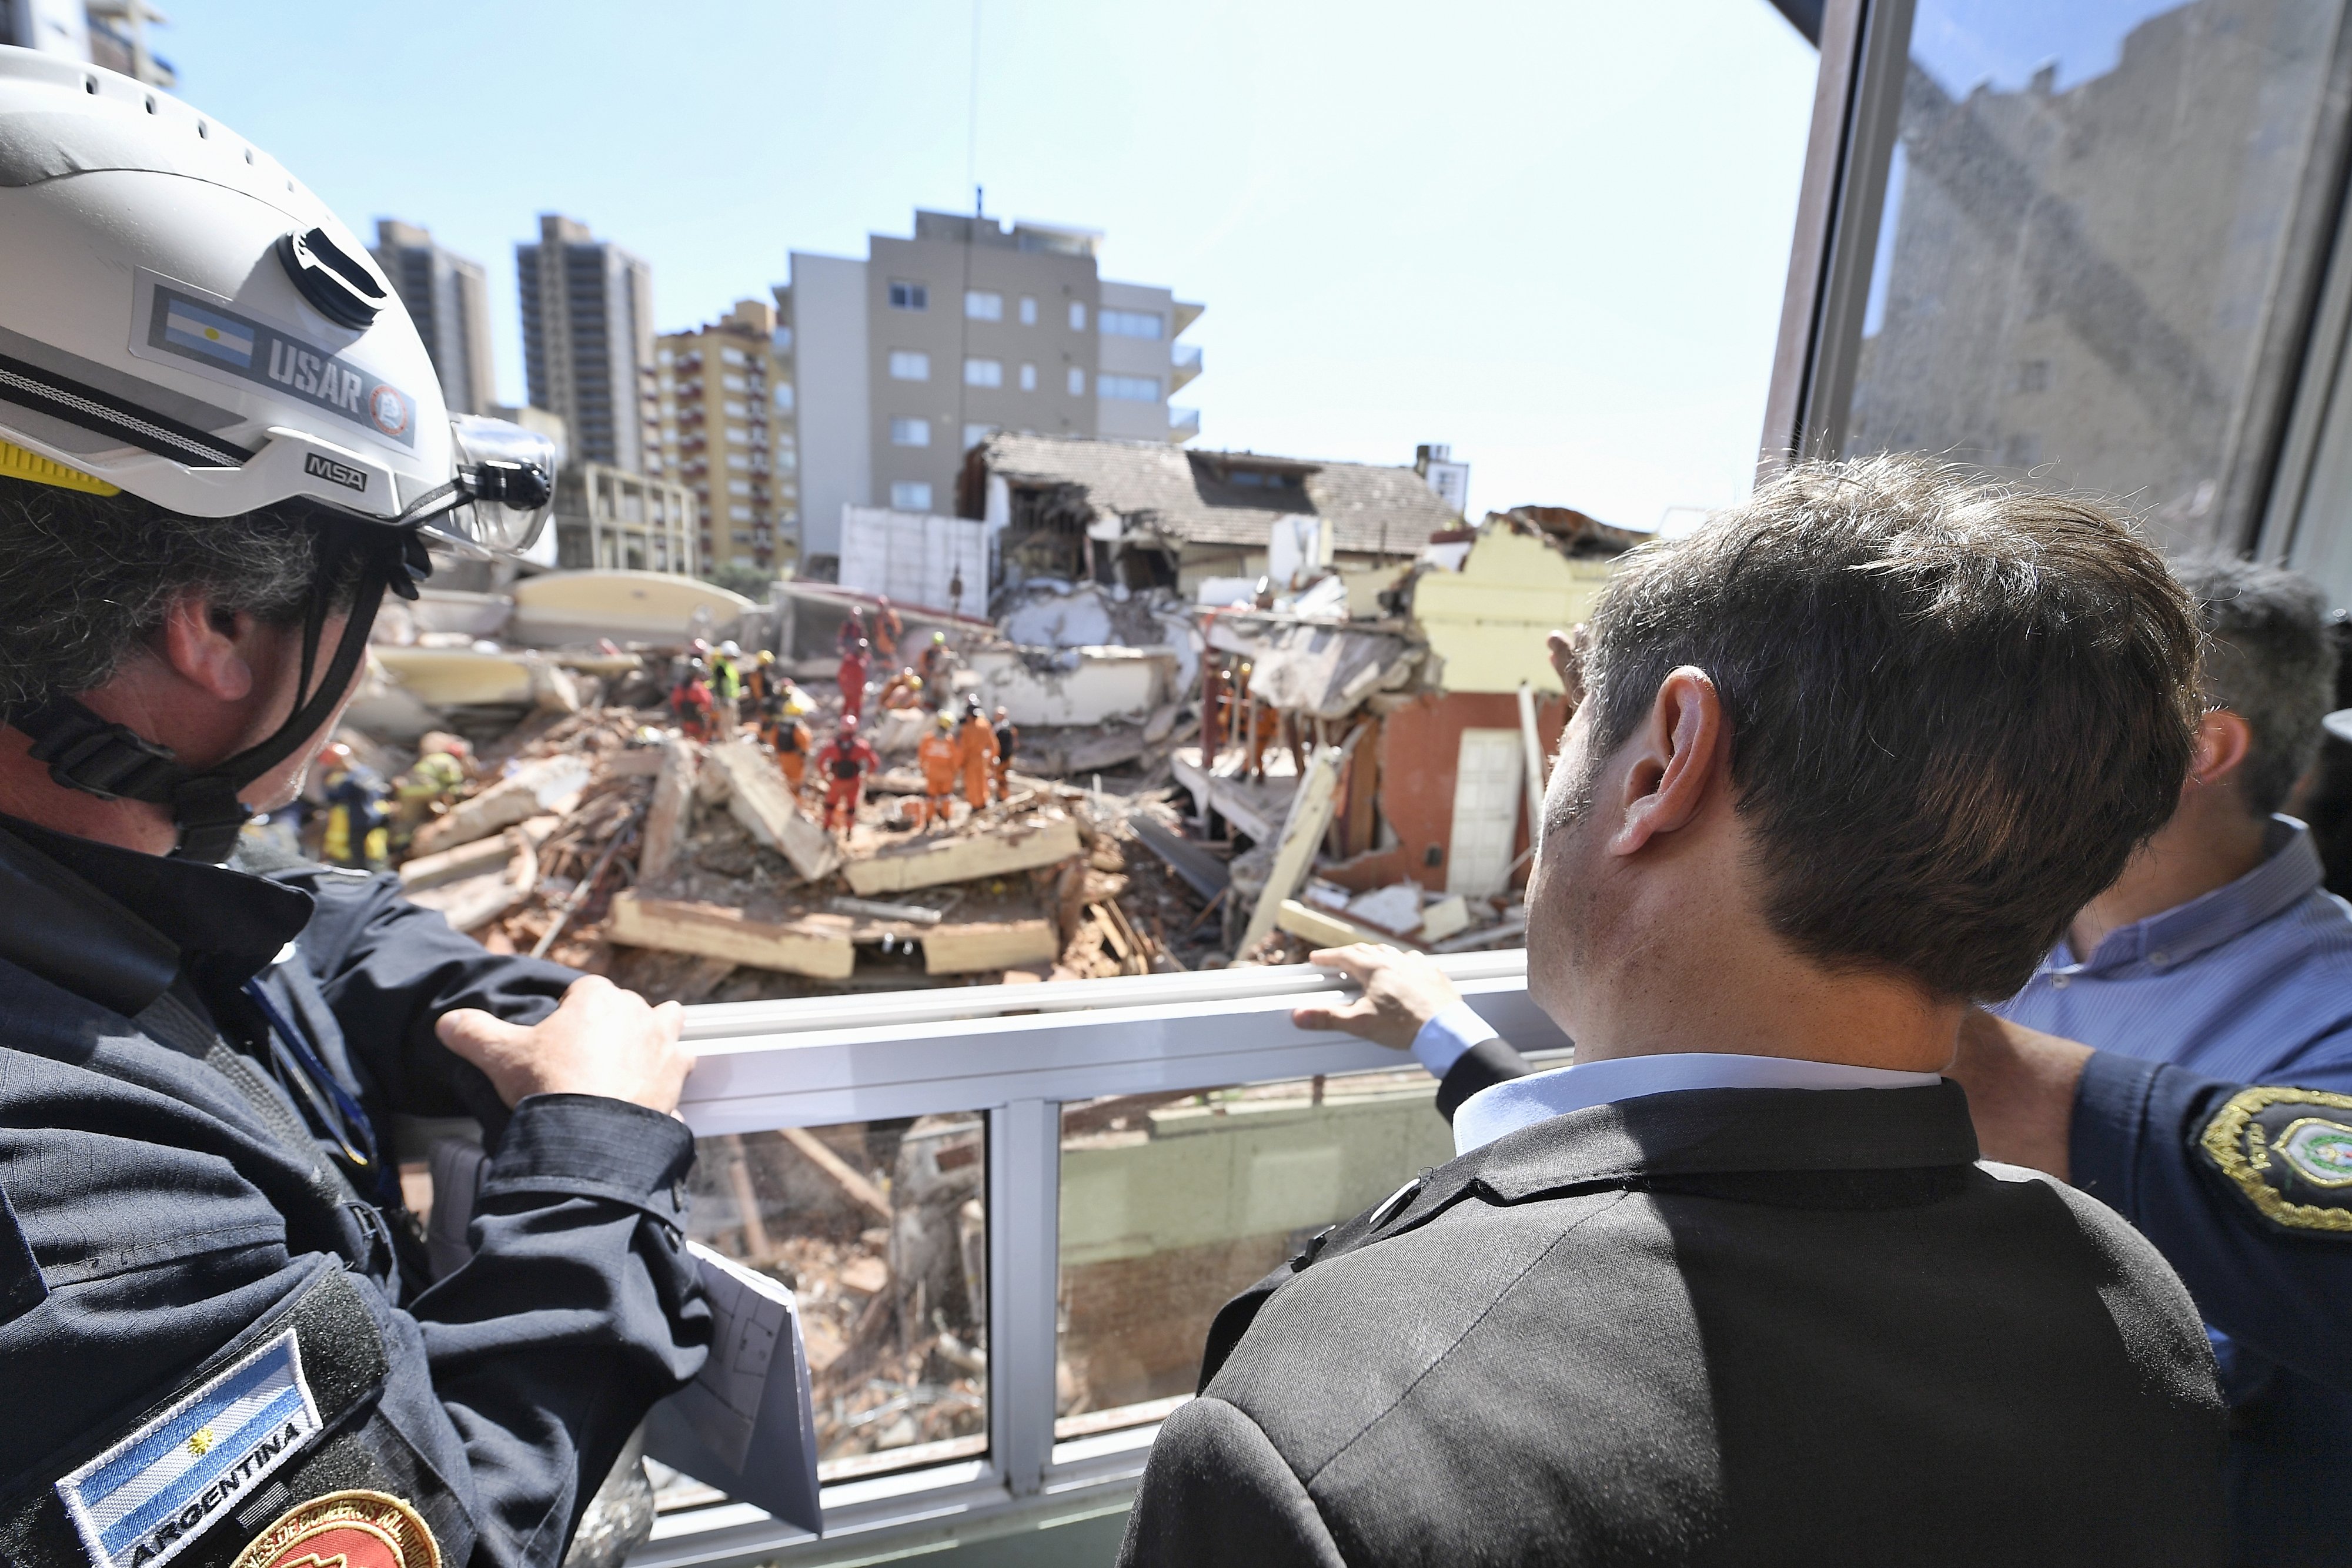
157 593 258 703
1608 667 1726 858
2187 709 2253 792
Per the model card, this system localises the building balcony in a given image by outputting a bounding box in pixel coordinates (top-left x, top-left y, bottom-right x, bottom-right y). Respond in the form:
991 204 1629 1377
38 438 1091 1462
1171 343 1202 391
1169 406 1201 442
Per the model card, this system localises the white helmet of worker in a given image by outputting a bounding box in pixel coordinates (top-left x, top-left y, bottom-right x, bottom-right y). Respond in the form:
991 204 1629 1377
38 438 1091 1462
0 48 554 861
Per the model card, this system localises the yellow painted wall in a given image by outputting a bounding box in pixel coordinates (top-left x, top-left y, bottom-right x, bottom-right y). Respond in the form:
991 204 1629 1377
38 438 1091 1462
1411 529 1622 693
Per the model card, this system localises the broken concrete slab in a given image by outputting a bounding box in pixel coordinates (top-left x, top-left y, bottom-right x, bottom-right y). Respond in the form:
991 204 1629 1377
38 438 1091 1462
923 918 1058 975
606 891 855 979
399 816 559 893
405 831 539 934
410 755 592 857
842 811 1083 897
637 738 698 886
707 739 841 882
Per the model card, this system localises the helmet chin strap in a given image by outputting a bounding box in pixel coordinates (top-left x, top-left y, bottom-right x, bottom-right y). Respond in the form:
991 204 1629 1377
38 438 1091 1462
5 527 425 864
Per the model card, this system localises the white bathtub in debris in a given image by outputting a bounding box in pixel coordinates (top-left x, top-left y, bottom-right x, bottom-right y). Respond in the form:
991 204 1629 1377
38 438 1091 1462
968 645 1177 727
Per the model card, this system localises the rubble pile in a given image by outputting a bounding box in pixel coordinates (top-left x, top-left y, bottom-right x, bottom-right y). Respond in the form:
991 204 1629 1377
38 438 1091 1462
684 1115 988 1474
382 706 1225 1004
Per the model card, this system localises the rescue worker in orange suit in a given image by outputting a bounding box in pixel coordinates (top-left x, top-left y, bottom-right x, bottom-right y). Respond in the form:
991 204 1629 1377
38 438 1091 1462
878 667 924 711
670 658 714 741
917 631 954 710
837 607 867 659
761 702 813 794
991 706 1018 800
744 648 782 708
916 712 961 831
813 714 880 835
957 698 999 811
872 596 903 665
838 637 871 724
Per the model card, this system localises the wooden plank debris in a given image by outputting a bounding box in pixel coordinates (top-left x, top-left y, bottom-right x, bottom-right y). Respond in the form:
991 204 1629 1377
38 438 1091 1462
843 811 1083 896
636 737 698 886
922 918 1058 975
707 738 841 882
606 890 855 979
831 894 944 925
1239 745 1344 952
780 1126 893 1221
1275 898 1406 951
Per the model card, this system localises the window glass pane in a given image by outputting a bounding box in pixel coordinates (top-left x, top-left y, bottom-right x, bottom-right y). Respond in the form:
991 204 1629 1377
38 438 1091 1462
888 350 930 382
888 279 928 310
1100 309 1164 340
890 416 930 447
1068 302 1087 332
1842 0 2352 551
1099 373 1161 402
1055 1068 1452 1440
676 1115 988 1487
965 289 1004 320
891 480 934 511
1067 366 1086 397
1019 295 1039 325
964 357 1003 387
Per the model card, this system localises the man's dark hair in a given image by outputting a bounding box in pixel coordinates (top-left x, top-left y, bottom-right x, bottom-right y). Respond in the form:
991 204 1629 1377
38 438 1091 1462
2170 553 2335 818
0 480 366 714
1574 454 2200 1002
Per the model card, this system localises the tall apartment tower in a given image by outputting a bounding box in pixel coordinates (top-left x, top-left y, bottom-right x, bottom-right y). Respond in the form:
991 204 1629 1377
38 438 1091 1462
516 215 658 474
655 299 794 570
372 220 496 416
775 209 1202 571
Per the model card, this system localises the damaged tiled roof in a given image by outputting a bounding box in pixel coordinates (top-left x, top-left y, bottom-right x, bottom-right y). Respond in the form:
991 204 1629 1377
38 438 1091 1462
980 432 1461 556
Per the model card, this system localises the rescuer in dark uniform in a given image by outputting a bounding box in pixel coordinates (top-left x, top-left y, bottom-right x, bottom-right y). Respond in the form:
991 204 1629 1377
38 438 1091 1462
0 55 705 1568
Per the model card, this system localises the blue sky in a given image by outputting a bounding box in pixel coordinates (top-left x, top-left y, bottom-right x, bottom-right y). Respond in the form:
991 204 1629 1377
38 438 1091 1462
158 1 1819 529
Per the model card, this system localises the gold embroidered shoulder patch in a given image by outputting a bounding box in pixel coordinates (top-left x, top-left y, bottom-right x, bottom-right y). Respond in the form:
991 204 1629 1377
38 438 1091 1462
230 1491 439 1568
2198 1085 2352 1235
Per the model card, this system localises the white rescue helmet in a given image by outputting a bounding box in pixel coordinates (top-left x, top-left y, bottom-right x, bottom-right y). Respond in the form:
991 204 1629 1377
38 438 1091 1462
0 46 552 550
0 48 554 861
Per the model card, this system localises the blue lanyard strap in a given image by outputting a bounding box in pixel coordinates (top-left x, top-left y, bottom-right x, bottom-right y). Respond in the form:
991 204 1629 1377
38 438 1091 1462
240 976 381 1179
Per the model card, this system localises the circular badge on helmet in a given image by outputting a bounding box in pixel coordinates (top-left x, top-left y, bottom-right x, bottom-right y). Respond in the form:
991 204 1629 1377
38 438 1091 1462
368 385 411 438
230 1490 440 1568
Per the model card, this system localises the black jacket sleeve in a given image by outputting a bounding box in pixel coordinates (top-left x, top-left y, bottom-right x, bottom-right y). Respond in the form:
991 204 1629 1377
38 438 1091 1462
2069 1051 2352 1396
1434 1035 1535 1122
1118 1396 1345 1568
282 865 580 1135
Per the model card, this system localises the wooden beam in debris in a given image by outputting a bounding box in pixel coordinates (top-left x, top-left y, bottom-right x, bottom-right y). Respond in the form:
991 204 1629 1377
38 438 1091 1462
637 737 698 887
1276 897 1415 951
707 738 841 882
779 1126 892 1221
606 890 855 979
843 811 1083 896
1240 746 1344 952
922 918 1059 975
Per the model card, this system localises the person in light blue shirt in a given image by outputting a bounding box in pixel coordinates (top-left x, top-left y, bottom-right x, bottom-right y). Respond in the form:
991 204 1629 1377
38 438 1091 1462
1986 556 2350 1556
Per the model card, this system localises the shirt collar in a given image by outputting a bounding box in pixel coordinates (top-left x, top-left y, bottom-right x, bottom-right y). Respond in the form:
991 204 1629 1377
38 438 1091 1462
0 812 311 1017
1452 1051 1942 1156
2056 815 2321 975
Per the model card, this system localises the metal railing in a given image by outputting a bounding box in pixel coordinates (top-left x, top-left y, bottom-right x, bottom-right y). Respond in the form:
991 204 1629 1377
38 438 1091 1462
637 951 1557 1566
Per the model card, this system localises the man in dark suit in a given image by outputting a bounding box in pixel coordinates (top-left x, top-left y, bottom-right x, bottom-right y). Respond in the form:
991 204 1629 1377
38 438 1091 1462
1118 455 2229 1566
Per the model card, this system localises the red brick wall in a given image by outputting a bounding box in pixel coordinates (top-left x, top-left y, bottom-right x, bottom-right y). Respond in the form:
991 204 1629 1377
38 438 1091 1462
1325 690 1568 895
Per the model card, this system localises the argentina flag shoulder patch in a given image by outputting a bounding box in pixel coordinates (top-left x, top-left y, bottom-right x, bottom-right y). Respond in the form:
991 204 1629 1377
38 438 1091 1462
55 1329 322 1568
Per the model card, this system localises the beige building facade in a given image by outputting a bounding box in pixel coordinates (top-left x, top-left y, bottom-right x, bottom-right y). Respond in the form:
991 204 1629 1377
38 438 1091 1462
656 299 794 571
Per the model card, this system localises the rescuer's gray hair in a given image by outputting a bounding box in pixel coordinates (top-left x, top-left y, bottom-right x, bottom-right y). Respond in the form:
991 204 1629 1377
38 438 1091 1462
0 480 362 713
2171 553 2337 819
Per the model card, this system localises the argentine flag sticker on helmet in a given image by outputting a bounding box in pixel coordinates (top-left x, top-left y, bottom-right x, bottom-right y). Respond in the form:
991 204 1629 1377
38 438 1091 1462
0 44 551 554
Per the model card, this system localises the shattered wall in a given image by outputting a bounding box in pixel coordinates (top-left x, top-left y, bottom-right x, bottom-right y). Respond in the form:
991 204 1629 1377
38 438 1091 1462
1324 690 1568 895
